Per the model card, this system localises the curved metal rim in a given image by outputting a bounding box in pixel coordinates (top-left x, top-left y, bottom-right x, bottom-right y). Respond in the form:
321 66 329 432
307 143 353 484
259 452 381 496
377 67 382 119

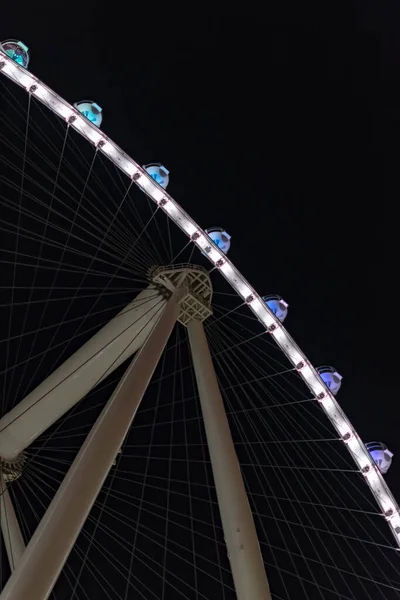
366 442 388 450
262 294 283 301
74 100 102 108
1 49 399 546
0 41 29 64
317 365 337 373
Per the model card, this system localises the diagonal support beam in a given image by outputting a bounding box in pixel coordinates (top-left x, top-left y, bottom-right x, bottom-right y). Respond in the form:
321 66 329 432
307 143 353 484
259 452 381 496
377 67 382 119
0 289 180 600
0 287 165 462
187 319 271 600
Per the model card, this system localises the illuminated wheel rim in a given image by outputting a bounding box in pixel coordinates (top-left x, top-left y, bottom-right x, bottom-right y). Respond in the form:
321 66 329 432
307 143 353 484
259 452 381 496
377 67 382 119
0 44 398 547
0 48 399 599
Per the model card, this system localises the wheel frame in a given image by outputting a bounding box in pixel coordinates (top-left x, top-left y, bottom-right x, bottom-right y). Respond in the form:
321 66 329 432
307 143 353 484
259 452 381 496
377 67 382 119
1 48 399 546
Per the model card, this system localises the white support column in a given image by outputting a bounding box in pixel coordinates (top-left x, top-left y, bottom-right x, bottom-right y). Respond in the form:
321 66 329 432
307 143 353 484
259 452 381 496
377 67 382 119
0 290 180 600
0 476 25 571
187 319 271 600
0 286 165 461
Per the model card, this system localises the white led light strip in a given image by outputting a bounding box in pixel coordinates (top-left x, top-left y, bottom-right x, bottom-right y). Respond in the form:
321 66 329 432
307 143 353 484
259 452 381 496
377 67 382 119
2 50 399 546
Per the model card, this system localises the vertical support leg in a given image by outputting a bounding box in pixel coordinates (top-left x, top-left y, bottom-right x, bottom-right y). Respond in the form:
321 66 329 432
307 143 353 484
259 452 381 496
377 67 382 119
187 319 271 600
0 476 25 571
0 291 180 600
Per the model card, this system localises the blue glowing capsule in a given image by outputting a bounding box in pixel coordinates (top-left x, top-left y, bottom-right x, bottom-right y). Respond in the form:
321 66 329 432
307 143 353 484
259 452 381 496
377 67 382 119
144 164 170 189
74 101 103 128
262 294 288 322
365 442 393 474
204 227 231 254
316 366 342 395
0 40 30 68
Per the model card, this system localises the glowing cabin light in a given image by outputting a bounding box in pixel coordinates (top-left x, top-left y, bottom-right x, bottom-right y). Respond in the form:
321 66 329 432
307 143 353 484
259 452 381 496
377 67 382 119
262 294 289 322
204 227 231 254
365 442 394 475
74 101 103 128
143 163 170 189
316 366 342 395
0 40 30 68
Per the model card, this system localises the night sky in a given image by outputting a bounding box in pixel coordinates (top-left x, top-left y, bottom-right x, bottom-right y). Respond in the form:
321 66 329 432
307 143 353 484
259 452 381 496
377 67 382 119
1 4 400 596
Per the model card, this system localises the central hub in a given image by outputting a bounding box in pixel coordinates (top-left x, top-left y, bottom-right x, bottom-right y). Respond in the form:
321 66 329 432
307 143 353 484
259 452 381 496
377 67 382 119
151 264 213 326
0 452 25 482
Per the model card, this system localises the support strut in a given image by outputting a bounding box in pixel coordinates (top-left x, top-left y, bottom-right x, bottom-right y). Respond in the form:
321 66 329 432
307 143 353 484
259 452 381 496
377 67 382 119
187 319 271 600
0 290 180 600
0 287 165 461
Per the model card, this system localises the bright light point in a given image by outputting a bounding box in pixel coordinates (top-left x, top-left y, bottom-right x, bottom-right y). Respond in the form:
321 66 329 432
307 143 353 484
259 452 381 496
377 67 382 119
180 221 198 238
138 175 165 200
162 200 180 219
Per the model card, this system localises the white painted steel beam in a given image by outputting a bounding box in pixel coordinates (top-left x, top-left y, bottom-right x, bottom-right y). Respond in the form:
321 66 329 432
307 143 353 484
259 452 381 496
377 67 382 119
0 287 165 461
188 319 271 600
0 290 180 600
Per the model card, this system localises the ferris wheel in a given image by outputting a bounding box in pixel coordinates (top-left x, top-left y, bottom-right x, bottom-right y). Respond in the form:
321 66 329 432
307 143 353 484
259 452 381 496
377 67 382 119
0 40 399 599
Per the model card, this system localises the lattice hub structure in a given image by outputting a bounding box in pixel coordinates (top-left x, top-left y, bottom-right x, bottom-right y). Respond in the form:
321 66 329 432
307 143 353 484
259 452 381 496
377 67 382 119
151 264 213 325
0 453 25 483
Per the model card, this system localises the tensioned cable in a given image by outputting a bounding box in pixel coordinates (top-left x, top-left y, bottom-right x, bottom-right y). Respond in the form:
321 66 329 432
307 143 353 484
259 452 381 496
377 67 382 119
13 476 93 600
208 324 400 596
25 457 235 598
0 296 164 437
123 349 168 599
178 328 198 599
0 288 137 310
0 90 152 260
23 465 218 600
0 129 137 262
35 209 164 397
17 292 170 484
2 93 31 415
209 319 388 519
13 178 137 405
5 124 70 412
0 132 154 271
0 295 158 373
209 327 360 599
